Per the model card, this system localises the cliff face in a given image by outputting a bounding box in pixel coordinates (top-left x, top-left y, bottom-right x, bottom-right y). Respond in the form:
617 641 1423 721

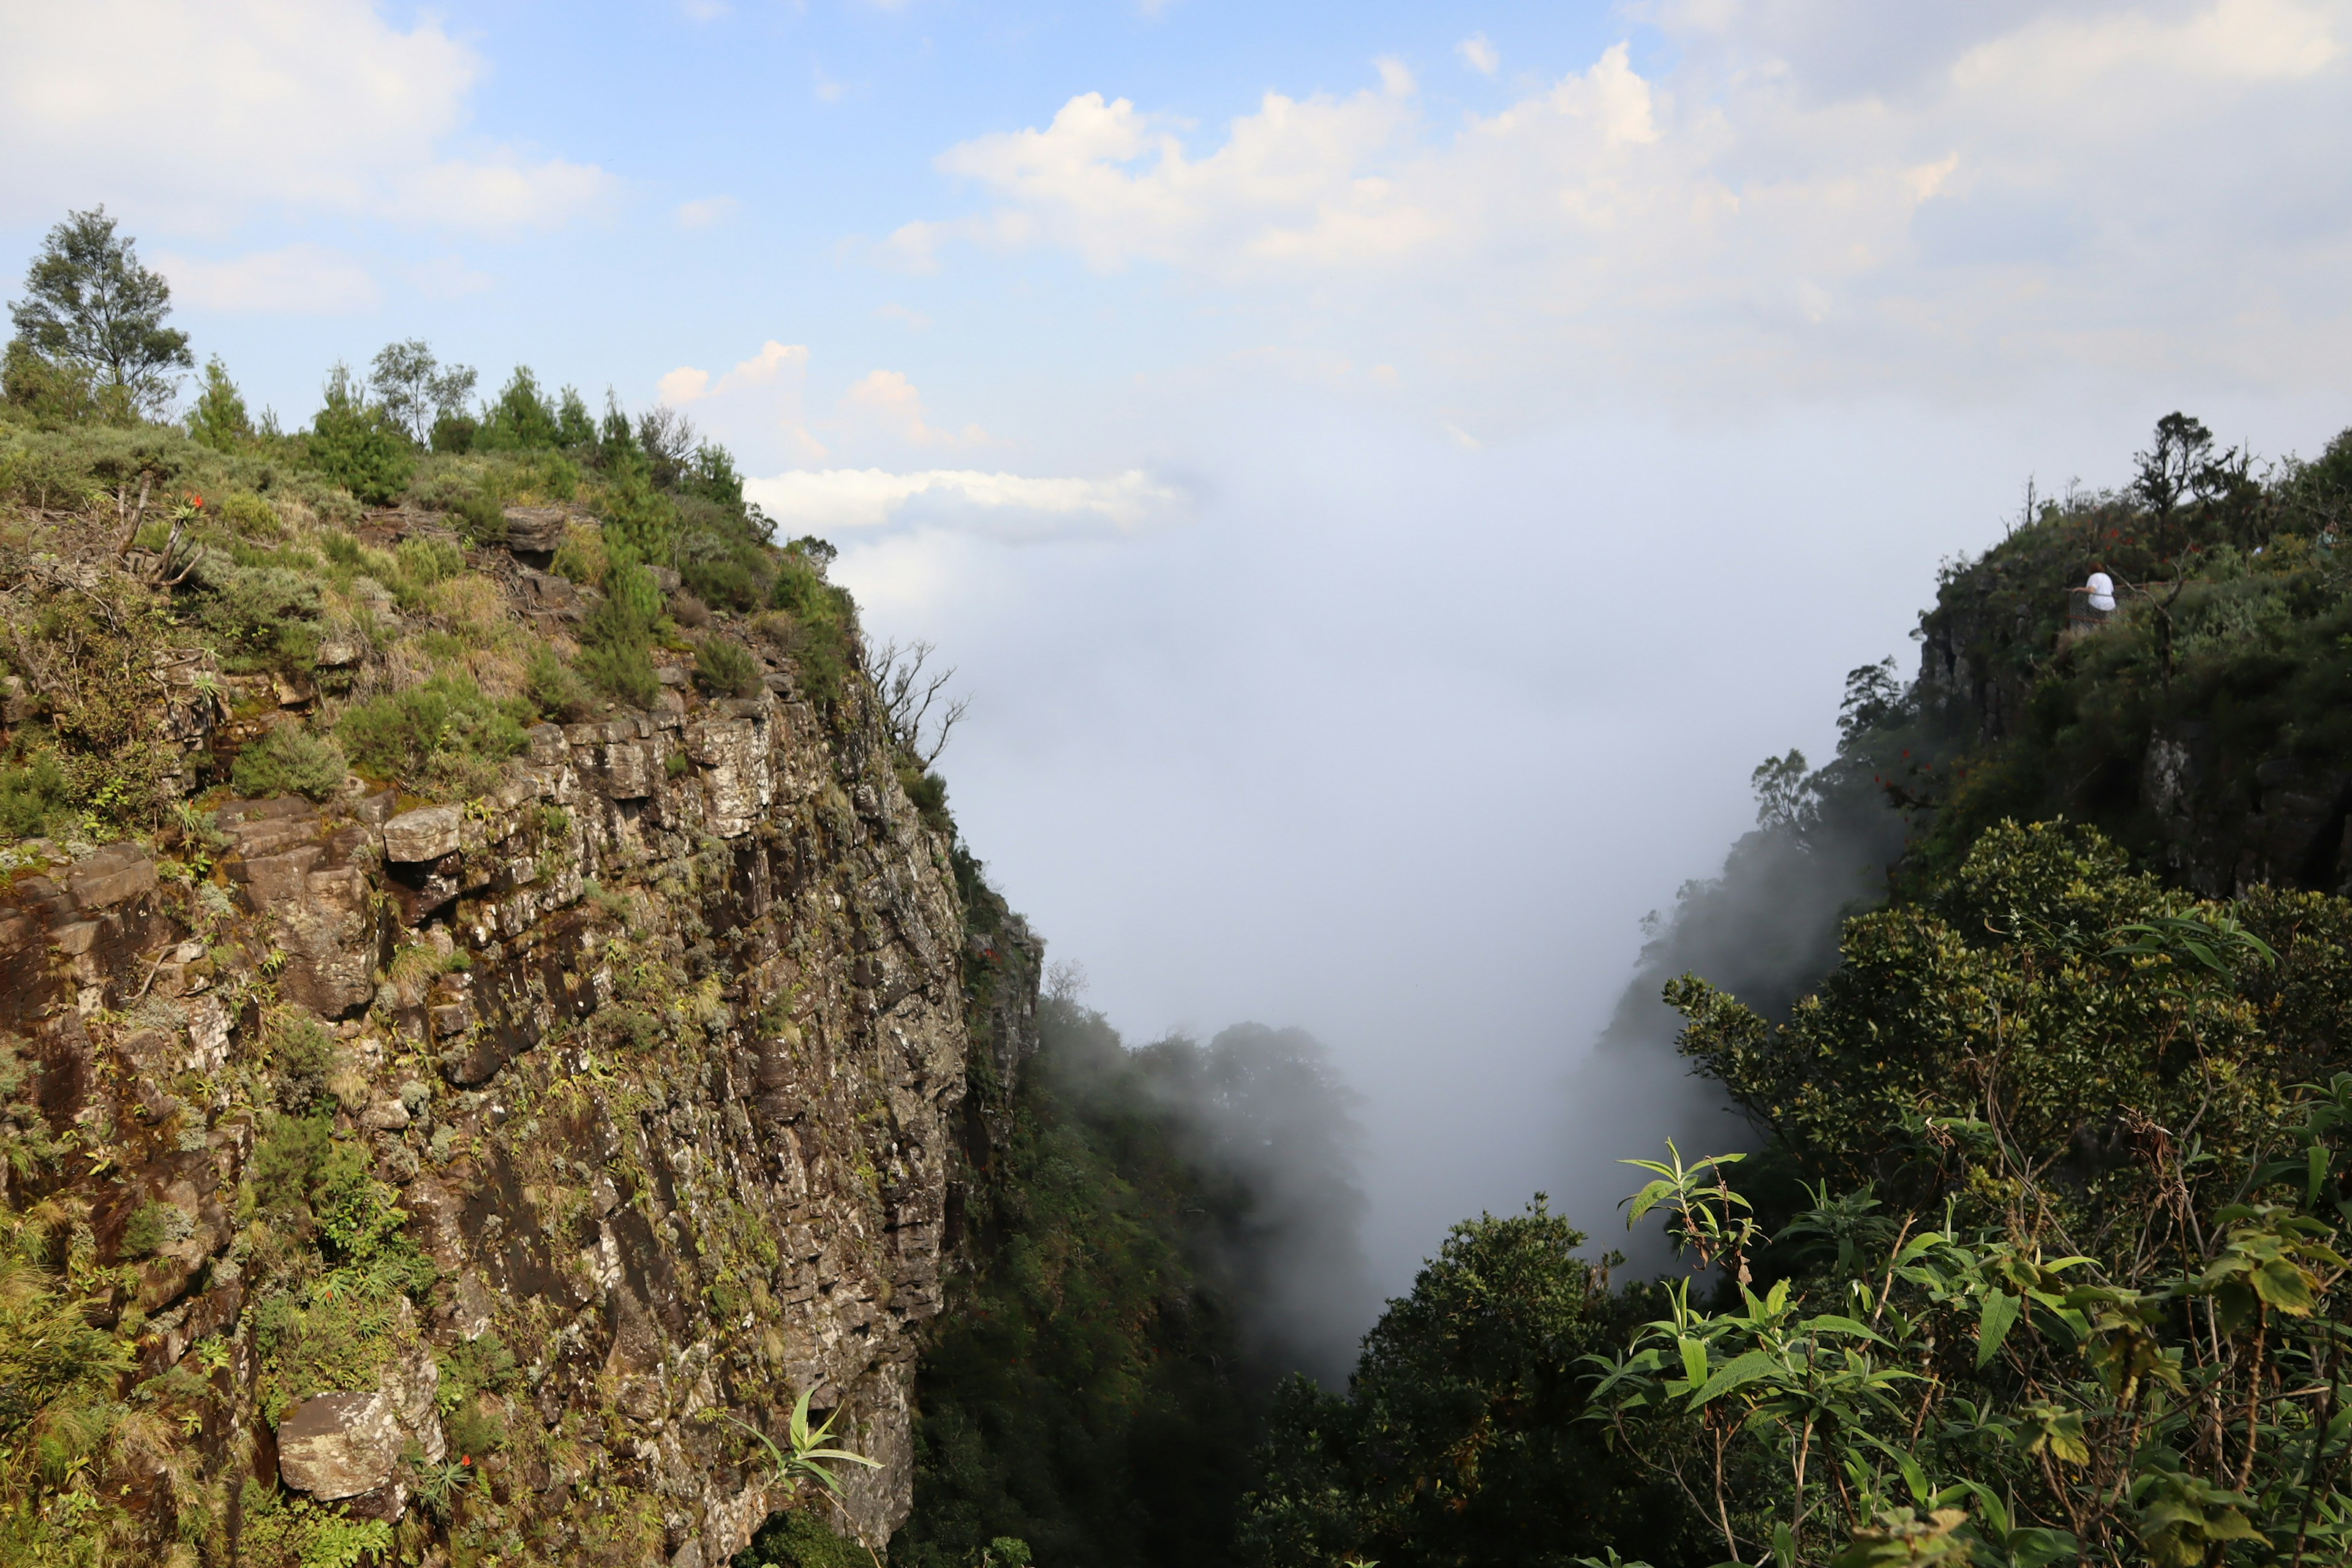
0 546 1039 1564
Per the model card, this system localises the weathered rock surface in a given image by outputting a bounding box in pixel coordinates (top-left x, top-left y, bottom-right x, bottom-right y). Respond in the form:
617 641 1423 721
280 1390 405 1499
0 648 1041 1563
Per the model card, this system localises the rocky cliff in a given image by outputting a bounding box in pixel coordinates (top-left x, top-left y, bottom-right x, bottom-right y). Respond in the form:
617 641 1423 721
0 502 1039 1567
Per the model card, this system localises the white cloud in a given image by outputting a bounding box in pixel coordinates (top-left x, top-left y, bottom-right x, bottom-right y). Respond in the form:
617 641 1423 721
894 2 2352 396
0 0 614 231
675 195 742 229
154 244 380 314
845 370 987 446
658 367 713 405
875 303 934 330
745 468 1182 535
659 341 810 406
1457 32 1501 75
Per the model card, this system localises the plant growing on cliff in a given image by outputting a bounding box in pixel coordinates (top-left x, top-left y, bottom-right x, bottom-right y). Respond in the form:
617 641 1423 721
230 725 347 802
727 1389 883 1504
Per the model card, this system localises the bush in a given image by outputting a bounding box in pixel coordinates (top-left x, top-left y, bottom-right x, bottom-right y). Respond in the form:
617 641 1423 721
187 557 323 672
897 765 950 834
579 639 658 708
450 492 505 546
693 636 761 699
307 368 413 504
732 1511 870 1568
337 673 530 791
232 726 347 802
475 368 561 452
268 1013 337 1112
524 647 592 722
248 1113 332 1218
0 752 70 838
119 1200 177 1260
219 489 281 537
770 554 855 704
430 412 477 454
394 534 462 590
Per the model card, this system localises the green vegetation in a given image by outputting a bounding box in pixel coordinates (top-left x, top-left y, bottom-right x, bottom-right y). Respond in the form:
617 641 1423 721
337 674 530 794
230 725 347 802
900 994 1263 1568
7 206 188 419
732 1510 874 1568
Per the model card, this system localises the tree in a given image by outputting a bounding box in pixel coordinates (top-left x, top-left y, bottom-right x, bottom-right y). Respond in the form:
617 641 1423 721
369 339 477 445
187 356 254 452
1238 1200 1675 1568
308 364 413 505
475 366 562 451
7 206 191 415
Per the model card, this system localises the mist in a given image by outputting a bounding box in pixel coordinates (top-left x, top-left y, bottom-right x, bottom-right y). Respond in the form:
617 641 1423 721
848 383 2352 1346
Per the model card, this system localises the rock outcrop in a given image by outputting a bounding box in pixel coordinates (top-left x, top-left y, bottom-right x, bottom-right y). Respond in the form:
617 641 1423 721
0 638 1038 1563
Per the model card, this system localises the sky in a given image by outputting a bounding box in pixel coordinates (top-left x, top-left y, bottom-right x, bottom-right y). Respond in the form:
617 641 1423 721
6 0 2352 1308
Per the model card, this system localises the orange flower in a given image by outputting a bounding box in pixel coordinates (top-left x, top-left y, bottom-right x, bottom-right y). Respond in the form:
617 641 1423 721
461 1455 472 1466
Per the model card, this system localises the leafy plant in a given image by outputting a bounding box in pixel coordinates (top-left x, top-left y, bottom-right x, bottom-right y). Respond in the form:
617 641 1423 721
694 635 761 698
726 1388 883 1507
306 364 413 504
232 725 348 802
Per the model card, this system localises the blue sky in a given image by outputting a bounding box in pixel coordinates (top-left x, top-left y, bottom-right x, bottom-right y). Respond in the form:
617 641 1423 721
9 0 2352 1305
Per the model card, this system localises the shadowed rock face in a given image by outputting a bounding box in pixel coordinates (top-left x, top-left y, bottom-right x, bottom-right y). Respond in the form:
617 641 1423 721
0 660 1041 1563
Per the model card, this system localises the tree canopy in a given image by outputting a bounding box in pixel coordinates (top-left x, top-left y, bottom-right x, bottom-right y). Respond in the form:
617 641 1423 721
6 206 190 415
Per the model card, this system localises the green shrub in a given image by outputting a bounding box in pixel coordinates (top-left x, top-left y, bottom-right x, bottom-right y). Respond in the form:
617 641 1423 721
119 1200 175 1260
318 529 363 569
897 765 950 834
524 647 592 722
311 1139 404 1262
394 534 462 590
187 357 255 453
232 726 347 802
693 636 761 698
771 554 855 705
219 489 281 537
450 492 505 546
732 1510 870 1568
579 639 658 708
0 752 70 838
268 1014 337 1111
248 1113 332 1218
475 368 561 452
430 412 477 455
336 673 530 791
307 368 413 505
445 1395 508 1459
187 557 323 672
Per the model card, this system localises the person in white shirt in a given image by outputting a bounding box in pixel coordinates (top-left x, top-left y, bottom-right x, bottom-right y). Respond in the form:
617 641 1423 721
2084 571 2116 612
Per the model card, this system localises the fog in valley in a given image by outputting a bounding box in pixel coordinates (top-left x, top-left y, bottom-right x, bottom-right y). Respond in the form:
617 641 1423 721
832 387 2350 1359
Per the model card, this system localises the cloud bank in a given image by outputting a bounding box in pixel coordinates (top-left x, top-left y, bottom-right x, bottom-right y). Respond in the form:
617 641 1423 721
746 467 1182 536
0 0 616 232
891 0 2352 399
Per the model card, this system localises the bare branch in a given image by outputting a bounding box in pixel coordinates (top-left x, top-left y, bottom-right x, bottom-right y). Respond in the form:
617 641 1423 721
864 636 972 768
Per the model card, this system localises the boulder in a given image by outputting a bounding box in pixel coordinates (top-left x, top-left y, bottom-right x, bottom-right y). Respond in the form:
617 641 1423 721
67 846 155 909
502 507 570 554
383 805 462 863
279 1390 402 1499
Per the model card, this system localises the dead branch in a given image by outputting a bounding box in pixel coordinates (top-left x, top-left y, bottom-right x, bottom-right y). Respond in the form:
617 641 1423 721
864 637 971 768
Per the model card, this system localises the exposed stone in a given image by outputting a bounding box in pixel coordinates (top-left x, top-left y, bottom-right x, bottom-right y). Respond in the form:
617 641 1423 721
0 552 1046 1562
280 1390 403 1500
502 507 571 554
383 805 463 863
68 845 155 908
